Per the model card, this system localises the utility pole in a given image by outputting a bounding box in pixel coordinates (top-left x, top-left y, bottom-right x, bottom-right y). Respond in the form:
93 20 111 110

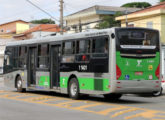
79 18 82 32
60 0 64 35
125 7 128 27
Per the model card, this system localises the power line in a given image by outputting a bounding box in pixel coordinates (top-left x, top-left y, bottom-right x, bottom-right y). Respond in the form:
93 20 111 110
26 0 59 22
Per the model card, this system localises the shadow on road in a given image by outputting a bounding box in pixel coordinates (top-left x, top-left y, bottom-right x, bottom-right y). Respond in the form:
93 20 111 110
9 90 158 105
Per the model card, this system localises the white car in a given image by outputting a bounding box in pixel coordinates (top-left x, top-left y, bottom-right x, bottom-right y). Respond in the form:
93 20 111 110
0 67 3 75
153 79 165 96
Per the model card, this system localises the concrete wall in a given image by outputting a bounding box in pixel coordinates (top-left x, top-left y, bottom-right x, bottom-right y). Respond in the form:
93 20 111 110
66 14 100 33
161 15 165 43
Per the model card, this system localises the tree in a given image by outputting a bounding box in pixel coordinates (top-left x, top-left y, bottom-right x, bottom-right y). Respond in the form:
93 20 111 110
30 19 55 24
95 12 122 29
160 0 165 2
121 2 151 8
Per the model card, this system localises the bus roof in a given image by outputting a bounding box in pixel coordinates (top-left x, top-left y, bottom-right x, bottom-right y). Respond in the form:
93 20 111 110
6 28 114 47
6 27 158 47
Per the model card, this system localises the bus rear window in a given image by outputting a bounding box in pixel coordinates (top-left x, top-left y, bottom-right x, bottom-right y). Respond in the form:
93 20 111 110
117 29 159 49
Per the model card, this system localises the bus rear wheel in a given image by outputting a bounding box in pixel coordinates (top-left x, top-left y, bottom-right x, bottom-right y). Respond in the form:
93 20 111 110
104 93 122 100
68 78 80 100
16 76 26 92
152 87 163 97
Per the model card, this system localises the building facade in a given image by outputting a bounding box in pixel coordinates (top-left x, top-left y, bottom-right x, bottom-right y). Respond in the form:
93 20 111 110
13 24 61 40
0 20 29 39
116 2 165 43
64 5 140 34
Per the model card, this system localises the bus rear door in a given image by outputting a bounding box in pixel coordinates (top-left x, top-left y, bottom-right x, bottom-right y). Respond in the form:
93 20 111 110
50 45 61 89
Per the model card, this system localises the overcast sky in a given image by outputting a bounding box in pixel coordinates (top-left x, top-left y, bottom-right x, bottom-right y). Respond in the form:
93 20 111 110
0 0 159 24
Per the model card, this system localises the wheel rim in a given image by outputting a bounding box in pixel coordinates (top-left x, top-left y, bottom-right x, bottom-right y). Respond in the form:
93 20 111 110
153 91 161 96
70 82 77 96
17 79 22 88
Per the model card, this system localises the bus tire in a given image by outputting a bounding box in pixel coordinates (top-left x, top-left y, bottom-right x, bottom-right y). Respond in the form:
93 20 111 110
16 76 26 92
68 78 80 100
104 93 122 100
152 87 163 97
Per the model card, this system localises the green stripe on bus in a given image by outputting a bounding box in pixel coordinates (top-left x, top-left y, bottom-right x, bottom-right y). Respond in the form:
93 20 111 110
60 77 110 91
39 76 50 87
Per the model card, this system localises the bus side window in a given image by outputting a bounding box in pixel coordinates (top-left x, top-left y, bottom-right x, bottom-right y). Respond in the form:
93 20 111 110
76 39 90 62
76 41 80 53
38 44 49 69
4 47 14 73
63 41 72 54
76 40 90 54
73 41 75 54
13 47 19 68
19 46 27 68
92 37 108 54
62 41 75 63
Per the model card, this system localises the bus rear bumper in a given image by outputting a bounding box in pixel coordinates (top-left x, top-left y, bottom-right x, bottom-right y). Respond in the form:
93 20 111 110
113 80 161 94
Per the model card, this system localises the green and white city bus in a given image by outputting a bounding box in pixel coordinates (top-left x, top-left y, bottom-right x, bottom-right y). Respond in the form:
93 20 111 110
3 27 161 99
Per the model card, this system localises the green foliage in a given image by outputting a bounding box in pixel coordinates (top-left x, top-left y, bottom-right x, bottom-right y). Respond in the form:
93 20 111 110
160 0 165 2
30 19 55 24
95 12 122 29
121 2 151 8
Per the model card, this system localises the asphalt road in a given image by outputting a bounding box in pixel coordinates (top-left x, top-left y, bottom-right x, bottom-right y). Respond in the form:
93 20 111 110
1 77 165 120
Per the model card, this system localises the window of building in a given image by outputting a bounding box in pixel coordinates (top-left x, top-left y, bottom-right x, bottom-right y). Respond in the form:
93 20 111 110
38 44 49 69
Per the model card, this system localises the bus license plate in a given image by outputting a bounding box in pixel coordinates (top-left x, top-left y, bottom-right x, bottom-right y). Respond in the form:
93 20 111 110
135 72 143 75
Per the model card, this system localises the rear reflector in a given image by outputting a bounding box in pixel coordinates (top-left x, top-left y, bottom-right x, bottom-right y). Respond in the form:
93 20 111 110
155 64 160 79
116 65 121 80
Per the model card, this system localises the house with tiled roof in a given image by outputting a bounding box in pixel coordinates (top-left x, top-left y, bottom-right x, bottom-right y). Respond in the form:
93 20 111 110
64 5 140 33
116 1 165 43
0 20 29 39
0 20 29 70
13 24 61 40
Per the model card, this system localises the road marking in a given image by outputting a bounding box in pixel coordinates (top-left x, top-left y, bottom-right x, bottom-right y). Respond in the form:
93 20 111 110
36 98 62 103
0 90 5 93
96 106 127 115
111 108 139 118
1 91 165 120
55 100 80 106
125 110 159 119
152 119 164 120
0 92 19 97
12 94 35 98
73 103 102 110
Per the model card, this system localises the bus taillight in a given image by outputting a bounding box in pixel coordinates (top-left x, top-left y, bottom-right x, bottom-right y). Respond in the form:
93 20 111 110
155 64 160 79
116 65 121 80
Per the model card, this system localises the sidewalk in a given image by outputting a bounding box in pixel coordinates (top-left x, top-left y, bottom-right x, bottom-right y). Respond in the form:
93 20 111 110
0 75 3 82
0 76 4 84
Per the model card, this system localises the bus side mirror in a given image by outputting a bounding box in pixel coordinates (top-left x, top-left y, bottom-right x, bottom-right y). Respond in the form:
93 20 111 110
4 55 8 60
111 33 115 39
